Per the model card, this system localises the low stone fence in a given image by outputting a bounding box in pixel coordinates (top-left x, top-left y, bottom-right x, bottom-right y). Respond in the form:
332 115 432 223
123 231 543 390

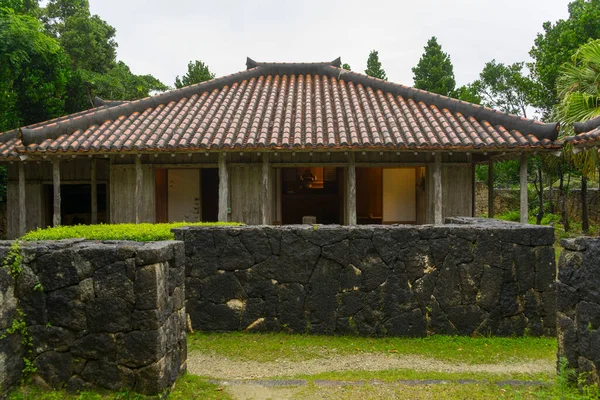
0 240 186 397
174 217 556 337
557 237 600 387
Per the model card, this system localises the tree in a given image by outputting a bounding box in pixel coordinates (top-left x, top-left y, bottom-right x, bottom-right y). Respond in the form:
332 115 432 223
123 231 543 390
554 39 600 233
475 60 539 118
342 63 351 71
412 37 455 96
454 83 481 104
0 6 68 131
0 0 39 14
529 0 600 118
174 60 214 89
38 0 165 111
364 50 387 80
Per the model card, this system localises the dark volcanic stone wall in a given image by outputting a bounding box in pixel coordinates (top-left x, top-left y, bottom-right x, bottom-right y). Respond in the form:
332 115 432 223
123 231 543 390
0 240 186 396
557 237 600 387
174 217 556 337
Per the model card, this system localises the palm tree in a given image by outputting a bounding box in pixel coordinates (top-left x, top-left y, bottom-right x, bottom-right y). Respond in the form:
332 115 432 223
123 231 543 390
554 39 600 233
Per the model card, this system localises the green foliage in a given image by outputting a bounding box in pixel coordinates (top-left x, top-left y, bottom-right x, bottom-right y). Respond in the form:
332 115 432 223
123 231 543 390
38 0 166 112
453 83 481 104
0 6 69 131
529 0 600 117
8 374 232 399
474 60 539 117
21 222 242 242
2 240 22 277
341 62 351 71
188 332 557 365
475 160 521 188
0 0 39 15
364 50 387 80
174 60 215 89
80 61 168 101
412 36 455 96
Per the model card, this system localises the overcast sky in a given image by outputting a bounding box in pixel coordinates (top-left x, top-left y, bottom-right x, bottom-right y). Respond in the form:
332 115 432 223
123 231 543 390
88 0 571 89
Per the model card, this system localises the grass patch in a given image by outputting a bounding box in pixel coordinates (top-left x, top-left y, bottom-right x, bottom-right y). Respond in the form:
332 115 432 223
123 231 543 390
20 222 241 242
287 368 554 383
7 374 232 400
188 332 557 364
291 380 587 400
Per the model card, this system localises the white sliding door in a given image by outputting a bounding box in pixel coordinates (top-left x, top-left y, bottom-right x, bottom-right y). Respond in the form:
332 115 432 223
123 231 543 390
382 168 416 223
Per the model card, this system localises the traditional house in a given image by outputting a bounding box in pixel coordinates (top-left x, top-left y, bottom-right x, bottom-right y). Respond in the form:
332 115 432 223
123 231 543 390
0 58 562 239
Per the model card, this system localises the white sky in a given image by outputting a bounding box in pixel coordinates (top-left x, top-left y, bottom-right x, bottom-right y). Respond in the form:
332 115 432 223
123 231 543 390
88 0 571 89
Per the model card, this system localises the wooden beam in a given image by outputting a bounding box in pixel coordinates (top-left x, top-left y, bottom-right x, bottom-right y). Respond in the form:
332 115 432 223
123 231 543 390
18 163 26 236
91 158 97 224
218 153 229 222
346 152 357 225
135 156 143 224
488 159 494 218
261 154 270 225
520 153 528 224
52 159 61 227
433 153 443 225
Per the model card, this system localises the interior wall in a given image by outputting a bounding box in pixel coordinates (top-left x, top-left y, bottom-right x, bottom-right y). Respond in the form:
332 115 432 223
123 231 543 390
383 168 416 223
110 165 155 223
167 169 201 223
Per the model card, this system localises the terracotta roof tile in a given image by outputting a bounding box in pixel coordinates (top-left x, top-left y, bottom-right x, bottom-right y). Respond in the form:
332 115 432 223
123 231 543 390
0 60 562 158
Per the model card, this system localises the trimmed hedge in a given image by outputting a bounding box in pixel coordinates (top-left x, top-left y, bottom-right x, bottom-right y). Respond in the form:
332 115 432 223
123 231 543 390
21 222 241 242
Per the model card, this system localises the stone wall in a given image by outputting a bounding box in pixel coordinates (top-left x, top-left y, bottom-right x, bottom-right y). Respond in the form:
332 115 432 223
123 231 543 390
0 240 186 396
557 237 600 387
174 218 556 337
475 182 600 224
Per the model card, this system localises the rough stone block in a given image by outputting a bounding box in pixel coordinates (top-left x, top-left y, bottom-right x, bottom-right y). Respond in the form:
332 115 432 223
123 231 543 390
71 333 116 361
81 360 135 391
86 297 132 333
135 262 168 310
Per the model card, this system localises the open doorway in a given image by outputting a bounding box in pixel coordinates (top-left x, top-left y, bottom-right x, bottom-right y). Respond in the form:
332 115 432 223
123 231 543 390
280 167 342 224
44 184 107 226
356 167 418 224
155 168 219 223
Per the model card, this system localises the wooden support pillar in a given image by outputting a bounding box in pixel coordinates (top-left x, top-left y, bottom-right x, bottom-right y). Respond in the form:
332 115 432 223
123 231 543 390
433 153 443 225
135 155 143 224
520 153 528 224
261 153 270 225
346 152 357 225
218 153 229 222
52 159 61 227
488 159 494 218
91 158 98 224
18 162 26 236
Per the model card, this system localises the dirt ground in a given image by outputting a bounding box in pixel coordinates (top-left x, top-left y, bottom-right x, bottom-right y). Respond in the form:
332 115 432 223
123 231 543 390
186 351 555 400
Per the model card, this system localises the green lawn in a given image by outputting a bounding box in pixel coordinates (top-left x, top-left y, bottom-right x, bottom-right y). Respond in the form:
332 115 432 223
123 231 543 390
188 332 558 364
8 333 598 400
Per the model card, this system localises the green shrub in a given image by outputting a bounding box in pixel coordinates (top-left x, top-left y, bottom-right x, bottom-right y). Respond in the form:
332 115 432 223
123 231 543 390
21 222 241 242
495 210 521 222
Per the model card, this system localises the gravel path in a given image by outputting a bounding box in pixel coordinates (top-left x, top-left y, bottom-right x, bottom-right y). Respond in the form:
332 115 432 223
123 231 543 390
187 351 554 380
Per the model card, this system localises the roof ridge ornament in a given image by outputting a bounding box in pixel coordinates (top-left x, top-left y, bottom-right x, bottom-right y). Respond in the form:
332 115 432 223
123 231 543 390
574 115 600 134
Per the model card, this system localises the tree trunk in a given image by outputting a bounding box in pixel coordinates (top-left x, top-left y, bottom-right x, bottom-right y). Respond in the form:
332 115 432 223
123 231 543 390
536 162 544 225
548 181 555 214
582 175 589 234
559 165 570 232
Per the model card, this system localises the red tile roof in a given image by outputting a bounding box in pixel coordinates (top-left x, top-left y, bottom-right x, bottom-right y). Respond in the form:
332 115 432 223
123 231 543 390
0 58 561 160
566 116 600 147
